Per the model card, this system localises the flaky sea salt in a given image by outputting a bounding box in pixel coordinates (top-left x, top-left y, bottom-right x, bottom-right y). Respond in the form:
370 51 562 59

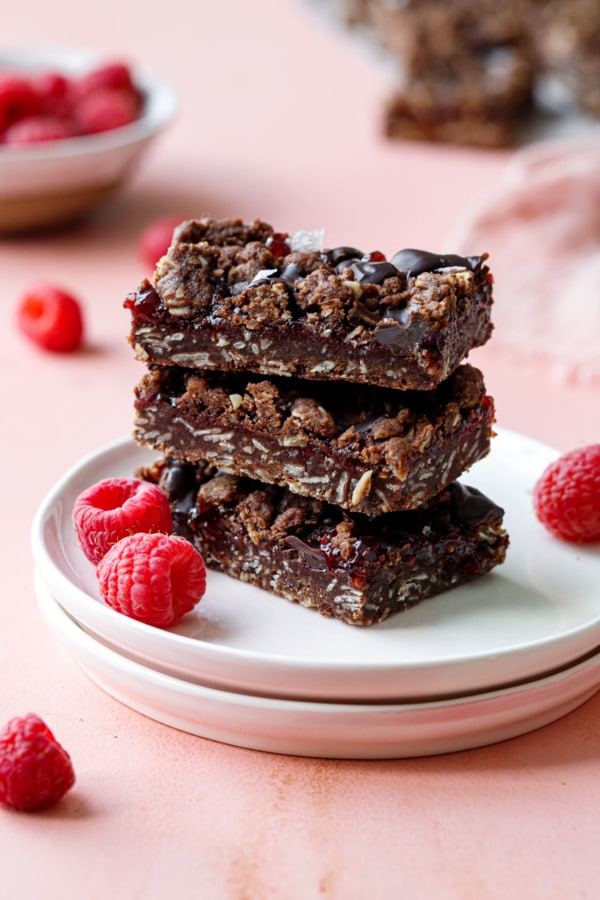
290 228 325 253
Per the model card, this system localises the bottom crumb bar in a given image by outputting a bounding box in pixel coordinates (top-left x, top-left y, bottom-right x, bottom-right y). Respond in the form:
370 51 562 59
139 457 509 627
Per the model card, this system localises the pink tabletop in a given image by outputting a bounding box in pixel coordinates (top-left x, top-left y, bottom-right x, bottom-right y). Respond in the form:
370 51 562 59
1 2 600 897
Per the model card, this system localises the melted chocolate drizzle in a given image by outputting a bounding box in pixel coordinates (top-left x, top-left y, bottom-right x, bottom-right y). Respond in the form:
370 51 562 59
162 459 197 516
227 245 482 301
348 260 399 285
450 484 503 524
321 246 363 267
390 249 479 277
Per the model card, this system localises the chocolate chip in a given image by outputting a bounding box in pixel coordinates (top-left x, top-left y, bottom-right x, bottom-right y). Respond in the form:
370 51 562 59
278 262 306 285
373 323 408 346
450 484 504 524
321 246 363 267
162 459 198 515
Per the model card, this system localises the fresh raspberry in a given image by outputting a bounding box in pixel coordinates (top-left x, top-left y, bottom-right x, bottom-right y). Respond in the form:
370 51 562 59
533 444 600 543
3 115 74 146
33 71 73 119
74 87 140 135
0 74 40 131
138 217 182 268
16 283 84 353
72 477 174 564
73 62 137 98
0 714 75 811
97 532 207 628
0 62 144 144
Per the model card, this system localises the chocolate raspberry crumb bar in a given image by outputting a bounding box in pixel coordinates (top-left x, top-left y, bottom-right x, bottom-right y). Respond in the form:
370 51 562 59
133 363 494 516
383 60 533 148
125 217 494 391
139 458 509 626
330 0 534 148
323 0 600 147
126 215 509 624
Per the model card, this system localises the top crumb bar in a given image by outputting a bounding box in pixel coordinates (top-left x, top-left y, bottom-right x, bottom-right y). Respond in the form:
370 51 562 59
125 217 494 390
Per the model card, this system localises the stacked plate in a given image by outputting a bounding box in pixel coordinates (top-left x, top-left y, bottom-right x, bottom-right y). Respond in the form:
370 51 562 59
32 428 600 758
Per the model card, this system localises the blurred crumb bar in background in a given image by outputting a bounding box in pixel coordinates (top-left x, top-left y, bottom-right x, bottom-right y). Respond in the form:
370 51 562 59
320 0 600 146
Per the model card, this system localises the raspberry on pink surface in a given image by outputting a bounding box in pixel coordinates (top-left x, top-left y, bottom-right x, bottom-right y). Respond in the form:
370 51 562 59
73 477 174 564
533 444 600 543
16 283 84 353
138 217 183 268
97 532 207 628
0 714 75 811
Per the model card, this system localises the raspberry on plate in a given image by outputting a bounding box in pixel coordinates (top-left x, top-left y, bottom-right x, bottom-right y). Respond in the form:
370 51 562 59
16 283 84 353
73 477 174 564
533 444 600 543
0 714 75 811
97 532 207 628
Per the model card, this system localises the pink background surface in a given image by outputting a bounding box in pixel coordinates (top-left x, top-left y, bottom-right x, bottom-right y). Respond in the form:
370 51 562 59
1 1 600 897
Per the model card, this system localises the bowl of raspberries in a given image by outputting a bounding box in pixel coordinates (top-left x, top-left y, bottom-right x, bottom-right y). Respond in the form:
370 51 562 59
0 48 177 232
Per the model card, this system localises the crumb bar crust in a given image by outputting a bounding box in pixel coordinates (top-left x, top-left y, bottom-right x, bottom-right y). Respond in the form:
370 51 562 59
125 217 494 391
133 363 494 516
139 458 509 626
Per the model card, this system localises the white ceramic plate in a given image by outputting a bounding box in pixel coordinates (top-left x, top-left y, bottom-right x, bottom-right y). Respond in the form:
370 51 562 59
36 576 600 759
31 428 600 702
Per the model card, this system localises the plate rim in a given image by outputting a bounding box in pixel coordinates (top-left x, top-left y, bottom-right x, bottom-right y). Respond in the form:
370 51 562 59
37 579 600 758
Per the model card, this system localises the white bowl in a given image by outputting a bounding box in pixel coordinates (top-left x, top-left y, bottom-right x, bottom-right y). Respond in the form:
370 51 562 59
0 48 177 231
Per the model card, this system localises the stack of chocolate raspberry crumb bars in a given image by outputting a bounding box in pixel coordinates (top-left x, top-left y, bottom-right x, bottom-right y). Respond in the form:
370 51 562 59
126 217 508 626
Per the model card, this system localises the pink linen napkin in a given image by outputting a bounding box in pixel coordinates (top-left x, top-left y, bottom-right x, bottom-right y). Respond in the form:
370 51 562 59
449 138 600 383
